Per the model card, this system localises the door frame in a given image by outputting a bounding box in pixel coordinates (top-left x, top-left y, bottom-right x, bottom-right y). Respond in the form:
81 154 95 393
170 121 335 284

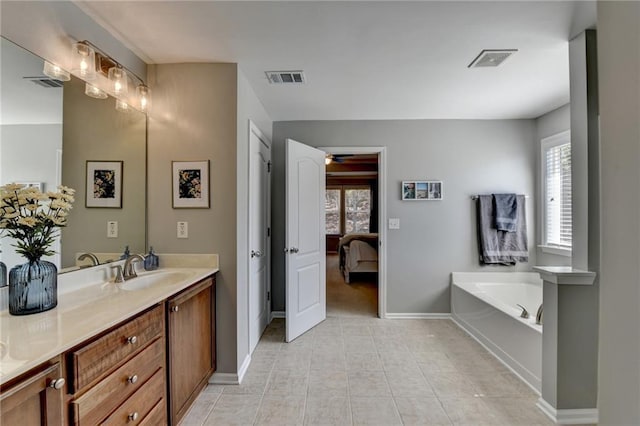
318 146 387 319
248 120 271 353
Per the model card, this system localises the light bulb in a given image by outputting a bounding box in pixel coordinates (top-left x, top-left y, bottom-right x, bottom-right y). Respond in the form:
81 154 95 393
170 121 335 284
43 61 70 81
108 67 128 96
115 99 130 113
136 84 151 113
85 83 108 99
71 42 96 81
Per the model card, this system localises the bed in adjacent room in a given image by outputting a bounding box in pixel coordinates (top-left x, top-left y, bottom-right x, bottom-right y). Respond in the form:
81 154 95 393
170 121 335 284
338 233 378 283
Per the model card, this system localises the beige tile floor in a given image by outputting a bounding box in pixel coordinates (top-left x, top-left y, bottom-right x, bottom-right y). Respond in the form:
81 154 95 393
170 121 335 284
180 255 555 425
180 318 554 425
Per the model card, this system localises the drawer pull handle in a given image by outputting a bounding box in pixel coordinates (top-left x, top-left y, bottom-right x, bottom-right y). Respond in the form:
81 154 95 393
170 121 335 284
128 412 139 422
126 335 138 345
48 378 65 390
171 305 179 313
127 374 138 384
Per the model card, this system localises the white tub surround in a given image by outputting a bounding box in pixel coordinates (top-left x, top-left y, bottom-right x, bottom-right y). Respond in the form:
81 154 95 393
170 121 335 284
533 265 598 425
0 254 218 385
451 272 542 393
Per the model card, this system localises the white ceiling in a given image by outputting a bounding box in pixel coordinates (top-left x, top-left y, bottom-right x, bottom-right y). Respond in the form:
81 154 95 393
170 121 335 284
76 1 596 121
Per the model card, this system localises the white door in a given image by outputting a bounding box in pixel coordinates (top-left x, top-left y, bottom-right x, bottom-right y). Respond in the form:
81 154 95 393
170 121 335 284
249 123 271 353
285 139 326 342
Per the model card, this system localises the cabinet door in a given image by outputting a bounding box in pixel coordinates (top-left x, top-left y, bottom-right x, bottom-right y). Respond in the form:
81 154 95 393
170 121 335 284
167 276 215 425
0 362 65 425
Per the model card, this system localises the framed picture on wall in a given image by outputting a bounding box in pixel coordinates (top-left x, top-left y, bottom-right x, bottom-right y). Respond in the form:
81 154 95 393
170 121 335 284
86 161 123 208
15 182 44 191
172 160 210 208
401 180 443 201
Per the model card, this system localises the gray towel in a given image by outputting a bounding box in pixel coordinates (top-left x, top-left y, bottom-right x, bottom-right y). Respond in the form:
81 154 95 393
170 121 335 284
477 195 528 265
493 193 518 232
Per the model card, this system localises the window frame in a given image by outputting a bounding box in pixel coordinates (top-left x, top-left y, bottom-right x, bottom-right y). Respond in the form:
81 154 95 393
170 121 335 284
539 130 572 257
325 184 371 236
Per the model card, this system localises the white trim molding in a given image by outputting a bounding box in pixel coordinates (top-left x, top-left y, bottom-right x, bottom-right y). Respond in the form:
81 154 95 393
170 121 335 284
385 313 452 320
270 311 285 320
209 354 252 385
537 398 598 425
318 146 387 319
210 372 238 385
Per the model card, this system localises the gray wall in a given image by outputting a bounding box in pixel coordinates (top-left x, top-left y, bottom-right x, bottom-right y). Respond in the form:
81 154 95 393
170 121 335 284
272 119 537 314
597 1 640 423
147 63 239 374
61 76 146 268
535 104 572 267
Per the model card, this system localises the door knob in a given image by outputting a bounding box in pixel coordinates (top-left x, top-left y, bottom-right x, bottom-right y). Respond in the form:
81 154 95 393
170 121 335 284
289 247 299 254
251 250 262 258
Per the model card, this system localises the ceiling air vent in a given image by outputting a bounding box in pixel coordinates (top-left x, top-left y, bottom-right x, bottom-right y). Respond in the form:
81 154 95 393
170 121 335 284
468 49 518 68
23 76 64 88
265 70 306 84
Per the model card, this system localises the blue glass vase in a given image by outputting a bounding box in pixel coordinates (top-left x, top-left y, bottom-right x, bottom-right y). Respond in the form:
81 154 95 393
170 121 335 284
9 259 57 315
0 261 6 288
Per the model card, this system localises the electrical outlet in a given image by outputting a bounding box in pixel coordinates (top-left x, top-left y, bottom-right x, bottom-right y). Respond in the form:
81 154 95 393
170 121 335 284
177 221 188 239
389 218 400 230
107 221 118 238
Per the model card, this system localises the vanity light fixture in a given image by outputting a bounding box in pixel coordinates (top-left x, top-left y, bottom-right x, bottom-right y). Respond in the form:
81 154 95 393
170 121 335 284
136 84 151 113
108 66 128 96
70 41 96 80
115 99 130 113
85 83 108 99
43 61 70 82
70 40 151 113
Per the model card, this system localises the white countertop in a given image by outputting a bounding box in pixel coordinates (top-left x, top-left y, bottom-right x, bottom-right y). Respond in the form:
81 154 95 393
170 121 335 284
532 266 597 285
0 254 218 385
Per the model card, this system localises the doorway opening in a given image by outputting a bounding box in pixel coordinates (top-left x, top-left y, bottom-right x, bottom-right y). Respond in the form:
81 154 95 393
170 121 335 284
322 149 385 318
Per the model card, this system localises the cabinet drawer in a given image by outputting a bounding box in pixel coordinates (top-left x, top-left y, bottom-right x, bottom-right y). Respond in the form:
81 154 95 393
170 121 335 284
69 304 164 392
100 368 164 425
71 338 165 425
139 399 167 426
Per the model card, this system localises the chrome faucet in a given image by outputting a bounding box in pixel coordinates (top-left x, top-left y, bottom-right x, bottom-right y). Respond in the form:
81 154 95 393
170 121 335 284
78 252 100 266
123 254 145 280
536 304 543 325
516 304 529 319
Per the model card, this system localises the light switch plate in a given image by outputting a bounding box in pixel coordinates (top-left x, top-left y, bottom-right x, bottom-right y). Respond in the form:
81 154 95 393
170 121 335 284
177 221 189 239
389 218 400 229
107 221 118 238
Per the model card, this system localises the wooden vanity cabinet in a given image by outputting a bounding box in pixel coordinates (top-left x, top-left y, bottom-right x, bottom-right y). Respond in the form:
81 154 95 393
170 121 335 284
67 304 167 426
0 358 66 426
166 275 216 425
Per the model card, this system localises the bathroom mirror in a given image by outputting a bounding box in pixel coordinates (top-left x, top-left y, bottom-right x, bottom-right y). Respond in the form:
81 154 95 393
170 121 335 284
0 36 147 273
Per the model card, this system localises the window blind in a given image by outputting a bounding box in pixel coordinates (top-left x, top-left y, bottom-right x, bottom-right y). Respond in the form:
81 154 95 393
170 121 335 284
545 142 572 247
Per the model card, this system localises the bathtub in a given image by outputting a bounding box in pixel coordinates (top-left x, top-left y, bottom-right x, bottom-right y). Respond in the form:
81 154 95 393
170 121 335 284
451 272 542 393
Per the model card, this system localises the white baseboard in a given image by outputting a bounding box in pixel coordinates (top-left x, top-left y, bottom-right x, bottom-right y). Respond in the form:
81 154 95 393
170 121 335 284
209 354 252 385
237 354 251 384
384 313 452 319
270 311 285 320
209 372 238 385
537 398 599 425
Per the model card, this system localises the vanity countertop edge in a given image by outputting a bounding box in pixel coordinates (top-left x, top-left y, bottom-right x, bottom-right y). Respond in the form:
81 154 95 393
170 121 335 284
0 254 219 385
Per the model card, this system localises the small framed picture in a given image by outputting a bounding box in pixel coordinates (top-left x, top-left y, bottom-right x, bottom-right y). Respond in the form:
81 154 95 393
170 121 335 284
86 161 123 208
172 160 210 208
402 180 443 201
16 182 44 191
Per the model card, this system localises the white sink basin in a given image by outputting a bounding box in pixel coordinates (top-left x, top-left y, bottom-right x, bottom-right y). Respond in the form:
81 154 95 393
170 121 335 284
118 270 195 291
